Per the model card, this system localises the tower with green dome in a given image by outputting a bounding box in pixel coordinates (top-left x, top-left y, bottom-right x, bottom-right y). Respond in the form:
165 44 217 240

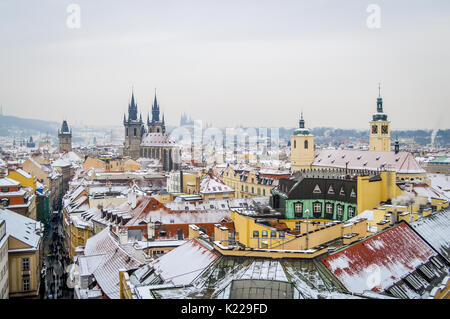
290 112 315 172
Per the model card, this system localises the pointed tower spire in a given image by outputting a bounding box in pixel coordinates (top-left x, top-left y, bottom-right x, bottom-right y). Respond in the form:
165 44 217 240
128 88 138 121
151 89 160 122
299 111 305 129
162 113 166 133
377 83 383 113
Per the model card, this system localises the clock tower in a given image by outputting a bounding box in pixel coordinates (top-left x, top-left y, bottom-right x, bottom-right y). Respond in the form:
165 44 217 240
369 84 391 151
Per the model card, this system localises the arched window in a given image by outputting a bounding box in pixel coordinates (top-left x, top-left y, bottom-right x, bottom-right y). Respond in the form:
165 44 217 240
126 128 128 136
294 140 296 148
134 128 137 136
337 205 343 218
294 202 303 215
313 202 322 215
253 230 259 238
304 140 308 149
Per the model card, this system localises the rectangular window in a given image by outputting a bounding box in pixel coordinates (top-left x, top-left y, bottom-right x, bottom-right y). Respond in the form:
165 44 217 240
23 279 30 292
337 205 343 217
294 202 303 215
270 231 277 238
22 258 30 271
262 230 268 237
295 222 301 232
253 230 259 238
326 203 333 214
348 206 355 218
313 202 322 213
278 231 285 238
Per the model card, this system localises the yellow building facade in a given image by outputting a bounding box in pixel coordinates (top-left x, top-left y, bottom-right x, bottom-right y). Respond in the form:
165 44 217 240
222 167 281 198
290 113 315 172
7 170 37 192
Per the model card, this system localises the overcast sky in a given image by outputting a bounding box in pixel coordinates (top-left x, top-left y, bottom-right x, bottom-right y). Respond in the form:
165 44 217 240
0 0 449 130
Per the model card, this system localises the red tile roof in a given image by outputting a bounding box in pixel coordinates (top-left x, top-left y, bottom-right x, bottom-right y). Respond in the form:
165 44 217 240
321 223 437 294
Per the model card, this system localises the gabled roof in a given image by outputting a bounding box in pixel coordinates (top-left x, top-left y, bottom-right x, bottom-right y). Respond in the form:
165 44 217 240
200 174 234 194
0 208 43 250
321 223 438 294
83 228 145 299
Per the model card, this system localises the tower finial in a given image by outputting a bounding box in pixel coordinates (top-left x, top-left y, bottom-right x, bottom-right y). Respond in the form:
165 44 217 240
378 82 381 98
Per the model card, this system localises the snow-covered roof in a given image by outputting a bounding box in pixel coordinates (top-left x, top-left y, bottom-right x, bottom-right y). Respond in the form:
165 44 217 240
321 223 438 295
147 254 352 299
428 173 450 196
0 177 20 187
141 133 178 147
0 208 43 250
83 228 145 299
51 158 71 167
199 174 234 194
410 208 450 263
143 208 231 225
313 149 426 174
412 184 450 201
150 239 219 286
14 169 33 179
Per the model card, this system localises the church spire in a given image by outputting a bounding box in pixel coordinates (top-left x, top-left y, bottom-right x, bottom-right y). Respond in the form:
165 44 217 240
377 83 383 113
299 111 305 129
128 89 138 121
152 90 160 122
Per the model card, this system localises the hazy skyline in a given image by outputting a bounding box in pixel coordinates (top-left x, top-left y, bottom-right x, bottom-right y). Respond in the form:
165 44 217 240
0 0 449 130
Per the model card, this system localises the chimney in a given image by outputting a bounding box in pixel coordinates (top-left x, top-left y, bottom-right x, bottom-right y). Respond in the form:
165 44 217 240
118 228 128 245
188 224 200 239
128 188 137 209
179 170 184 193
214 224 229 242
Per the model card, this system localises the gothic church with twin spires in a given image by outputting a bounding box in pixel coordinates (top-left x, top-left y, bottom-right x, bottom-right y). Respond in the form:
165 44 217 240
123 91 180 171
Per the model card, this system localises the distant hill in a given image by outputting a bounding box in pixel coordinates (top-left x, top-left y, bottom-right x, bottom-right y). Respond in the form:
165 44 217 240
0 114 59 136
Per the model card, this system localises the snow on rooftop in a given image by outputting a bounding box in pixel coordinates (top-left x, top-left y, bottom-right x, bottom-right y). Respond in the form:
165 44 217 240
84 228 144 299
313 149 426 174
321 223 437 294
410 207 450 263
0 208 43 250
150 239 218 286
0 177 20 187
199 174 234 194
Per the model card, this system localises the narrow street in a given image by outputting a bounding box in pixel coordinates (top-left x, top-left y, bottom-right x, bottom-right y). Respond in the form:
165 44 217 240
41 211 74 299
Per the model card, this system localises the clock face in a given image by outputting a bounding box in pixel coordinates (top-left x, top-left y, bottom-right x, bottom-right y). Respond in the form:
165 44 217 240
381 125 388 134
372 125 378 134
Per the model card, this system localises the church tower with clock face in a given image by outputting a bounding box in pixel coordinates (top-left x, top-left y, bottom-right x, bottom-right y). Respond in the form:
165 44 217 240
369 85 391 151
